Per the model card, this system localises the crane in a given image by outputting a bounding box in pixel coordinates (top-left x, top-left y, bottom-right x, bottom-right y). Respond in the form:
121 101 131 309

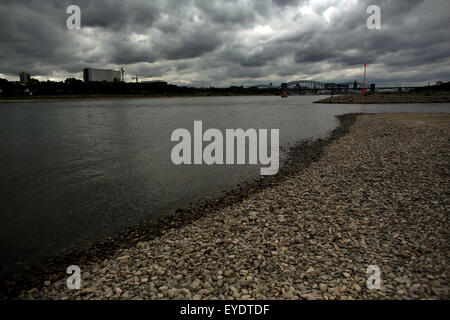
131 75 139 83
120 66 125 82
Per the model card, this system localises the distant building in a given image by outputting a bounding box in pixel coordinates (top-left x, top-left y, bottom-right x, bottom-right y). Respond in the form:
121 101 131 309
19 71 30 84
83 68 122 82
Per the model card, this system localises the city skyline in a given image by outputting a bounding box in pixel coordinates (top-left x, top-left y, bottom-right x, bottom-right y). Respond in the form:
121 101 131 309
0 0 449 87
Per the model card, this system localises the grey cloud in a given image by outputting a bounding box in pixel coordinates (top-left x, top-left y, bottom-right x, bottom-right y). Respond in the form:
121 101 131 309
0 0 448 85
272 0 303 7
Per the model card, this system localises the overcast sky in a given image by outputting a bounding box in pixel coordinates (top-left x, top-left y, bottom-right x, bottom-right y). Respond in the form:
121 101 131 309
0 0 449 86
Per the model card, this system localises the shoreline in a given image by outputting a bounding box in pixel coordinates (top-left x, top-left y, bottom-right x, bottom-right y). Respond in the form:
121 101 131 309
2 92 450 104
314 93 450 104
3 113 449 300
0 94 277 103
0 114 357 299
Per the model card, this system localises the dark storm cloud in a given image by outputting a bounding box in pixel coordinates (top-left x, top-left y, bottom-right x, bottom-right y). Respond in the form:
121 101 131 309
0 0 449 85
80 0 160 30
272 0 304 7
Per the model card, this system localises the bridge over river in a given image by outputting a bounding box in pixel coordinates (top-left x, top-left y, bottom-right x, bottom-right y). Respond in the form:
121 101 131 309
271 80 419 95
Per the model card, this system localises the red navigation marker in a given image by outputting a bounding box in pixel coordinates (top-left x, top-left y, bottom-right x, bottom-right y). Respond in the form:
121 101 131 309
363 64 367 96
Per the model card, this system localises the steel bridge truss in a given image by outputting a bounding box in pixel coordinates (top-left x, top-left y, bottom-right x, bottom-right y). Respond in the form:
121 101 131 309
285 80 326 89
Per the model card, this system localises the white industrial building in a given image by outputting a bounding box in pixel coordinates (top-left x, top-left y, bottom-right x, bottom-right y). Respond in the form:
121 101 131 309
83 68 122 82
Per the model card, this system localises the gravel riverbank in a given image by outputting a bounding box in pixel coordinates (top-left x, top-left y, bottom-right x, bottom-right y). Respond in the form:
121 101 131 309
315 93 450 104
13 114 450 300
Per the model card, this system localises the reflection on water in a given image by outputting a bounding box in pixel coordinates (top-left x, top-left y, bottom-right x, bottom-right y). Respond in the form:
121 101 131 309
0 96 449 266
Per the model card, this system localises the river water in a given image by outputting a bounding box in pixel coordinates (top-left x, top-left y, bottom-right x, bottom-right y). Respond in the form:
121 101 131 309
1 95 449 267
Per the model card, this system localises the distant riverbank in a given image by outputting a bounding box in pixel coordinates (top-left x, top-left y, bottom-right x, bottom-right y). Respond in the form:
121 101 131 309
4 92 449 104
314 92 450 104
0 93 277 103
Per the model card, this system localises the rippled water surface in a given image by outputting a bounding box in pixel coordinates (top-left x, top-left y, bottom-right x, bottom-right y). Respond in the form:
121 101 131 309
1 95 449 266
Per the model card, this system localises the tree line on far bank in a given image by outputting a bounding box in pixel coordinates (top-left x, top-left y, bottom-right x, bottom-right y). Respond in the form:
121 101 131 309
0 78 279 98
